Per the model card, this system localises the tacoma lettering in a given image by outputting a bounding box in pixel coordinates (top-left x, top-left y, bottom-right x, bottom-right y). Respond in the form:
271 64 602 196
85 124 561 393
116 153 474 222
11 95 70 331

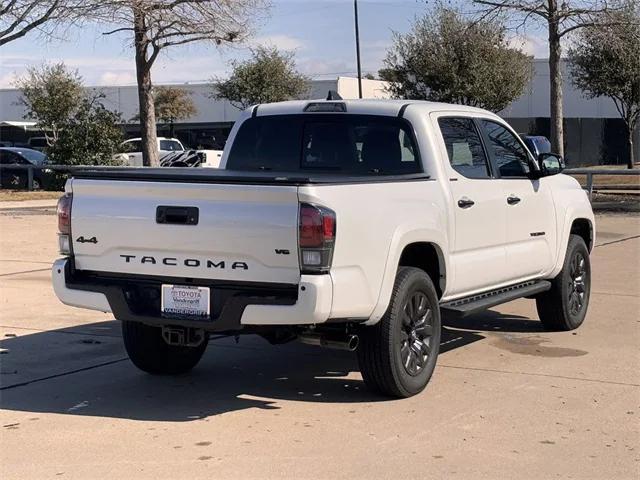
119 255 248 270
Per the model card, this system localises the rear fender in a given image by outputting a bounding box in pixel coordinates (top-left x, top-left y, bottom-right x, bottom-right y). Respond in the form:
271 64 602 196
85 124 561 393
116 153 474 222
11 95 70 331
365 227 449 325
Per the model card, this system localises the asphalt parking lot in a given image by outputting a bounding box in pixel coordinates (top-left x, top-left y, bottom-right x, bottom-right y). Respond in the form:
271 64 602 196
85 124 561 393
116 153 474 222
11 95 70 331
1 205 638 480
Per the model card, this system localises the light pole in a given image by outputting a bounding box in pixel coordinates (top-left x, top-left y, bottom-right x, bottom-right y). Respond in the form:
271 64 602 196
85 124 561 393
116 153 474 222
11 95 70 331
354 0 363 99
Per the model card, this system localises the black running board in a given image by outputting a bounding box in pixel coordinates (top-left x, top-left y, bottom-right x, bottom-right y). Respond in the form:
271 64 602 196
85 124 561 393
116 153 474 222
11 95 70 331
440 280 552 317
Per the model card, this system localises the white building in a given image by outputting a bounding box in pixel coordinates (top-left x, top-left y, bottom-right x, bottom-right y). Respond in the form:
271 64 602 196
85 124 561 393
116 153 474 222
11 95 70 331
1 66 637 165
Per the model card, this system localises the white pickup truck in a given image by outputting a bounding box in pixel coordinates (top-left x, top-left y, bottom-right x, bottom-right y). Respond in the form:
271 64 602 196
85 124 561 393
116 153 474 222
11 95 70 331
52 99 594 398
115 137 185 166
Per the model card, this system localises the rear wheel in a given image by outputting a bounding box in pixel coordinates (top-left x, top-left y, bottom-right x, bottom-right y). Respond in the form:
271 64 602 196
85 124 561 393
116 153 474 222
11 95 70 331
122 321 208 374
536 234 591 331
357 267 441 398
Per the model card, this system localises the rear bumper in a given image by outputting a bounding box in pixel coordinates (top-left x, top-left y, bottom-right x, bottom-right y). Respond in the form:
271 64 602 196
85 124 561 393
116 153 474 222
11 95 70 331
51 258 332 331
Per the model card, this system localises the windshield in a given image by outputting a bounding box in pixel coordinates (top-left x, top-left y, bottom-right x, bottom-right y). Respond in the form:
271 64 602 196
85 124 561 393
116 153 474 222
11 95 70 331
18 149 47 165
226 114 422 175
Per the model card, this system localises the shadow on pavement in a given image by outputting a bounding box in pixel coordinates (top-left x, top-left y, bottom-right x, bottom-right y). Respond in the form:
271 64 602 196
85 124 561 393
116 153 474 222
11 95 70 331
443 309 545 333
0 310 542 422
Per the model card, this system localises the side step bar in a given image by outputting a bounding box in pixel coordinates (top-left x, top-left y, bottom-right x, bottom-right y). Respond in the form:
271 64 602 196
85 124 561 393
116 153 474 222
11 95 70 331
440 280 552 317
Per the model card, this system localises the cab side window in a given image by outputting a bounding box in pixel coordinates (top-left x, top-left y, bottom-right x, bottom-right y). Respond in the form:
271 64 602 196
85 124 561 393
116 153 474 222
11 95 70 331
0 151 21 164
480 120 531 177
438 117 490 179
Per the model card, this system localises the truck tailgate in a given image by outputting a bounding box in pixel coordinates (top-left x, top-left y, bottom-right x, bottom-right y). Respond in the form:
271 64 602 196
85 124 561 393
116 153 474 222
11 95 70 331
69 179 300 284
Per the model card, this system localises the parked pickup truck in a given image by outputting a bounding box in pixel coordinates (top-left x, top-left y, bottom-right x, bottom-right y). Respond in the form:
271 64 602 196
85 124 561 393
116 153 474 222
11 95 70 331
52 99 595 398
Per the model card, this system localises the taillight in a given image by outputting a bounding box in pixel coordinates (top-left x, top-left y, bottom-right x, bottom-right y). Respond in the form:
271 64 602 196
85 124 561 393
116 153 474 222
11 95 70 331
299 203 336 273
57 193 72 255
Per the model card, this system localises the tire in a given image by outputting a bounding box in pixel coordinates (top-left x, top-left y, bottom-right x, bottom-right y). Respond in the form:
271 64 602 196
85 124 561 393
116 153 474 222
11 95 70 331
357 267 441 398
536 234 591 331
122 321 208 374
32 178 41 190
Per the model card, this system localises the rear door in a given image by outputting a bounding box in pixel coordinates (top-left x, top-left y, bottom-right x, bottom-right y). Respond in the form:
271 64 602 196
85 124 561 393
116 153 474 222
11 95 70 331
70 179 301 284
434 115 509 297
478 120 557 280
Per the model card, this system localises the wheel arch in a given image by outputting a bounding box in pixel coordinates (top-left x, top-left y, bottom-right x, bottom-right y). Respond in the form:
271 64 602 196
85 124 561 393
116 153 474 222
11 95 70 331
549 211 595 279
570 218 594 252
366 228 449 326
398 242 446 298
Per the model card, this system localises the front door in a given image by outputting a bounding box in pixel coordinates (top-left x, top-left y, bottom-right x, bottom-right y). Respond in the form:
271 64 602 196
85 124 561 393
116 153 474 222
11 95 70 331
478 119 557 280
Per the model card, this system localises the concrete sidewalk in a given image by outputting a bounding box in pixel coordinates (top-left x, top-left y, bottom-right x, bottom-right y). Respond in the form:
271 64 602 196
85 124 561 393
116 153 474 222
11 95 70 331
0 212 638 479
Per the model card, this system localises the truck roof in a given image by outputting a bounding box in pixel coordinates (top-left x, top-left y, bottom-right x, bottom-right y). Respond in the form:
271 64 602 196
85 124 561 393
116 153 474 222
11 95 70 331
253 98 494 118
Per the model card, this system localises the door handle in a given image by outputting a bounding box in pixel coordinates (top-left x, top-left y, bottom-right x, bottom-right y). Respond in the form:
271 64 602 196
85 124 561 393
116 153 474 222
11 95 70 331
457 197 475 209
507 195 521 205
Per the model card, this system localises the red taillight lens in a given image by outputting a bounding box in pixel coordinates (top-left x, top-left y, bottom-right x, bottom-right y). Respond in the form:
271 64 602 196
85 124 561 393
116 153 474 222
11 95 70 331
322 214 335 241
299 203 336 273
57 193 72 235
300 204 324 247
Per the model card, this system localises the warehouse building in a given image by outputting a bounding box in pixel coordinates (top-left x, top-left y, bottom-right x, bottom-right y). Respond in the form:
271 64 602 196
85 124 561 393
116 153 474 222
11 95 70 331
1 61 637 166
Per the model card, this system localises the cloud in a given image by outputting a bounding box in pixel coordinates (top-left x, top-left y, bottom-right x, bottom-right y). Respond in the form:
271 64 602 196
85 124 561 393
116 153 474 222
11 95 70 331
297 58 354 77
250 34 306 51
99 71 137 86
0 72 19 88
508 33 548 58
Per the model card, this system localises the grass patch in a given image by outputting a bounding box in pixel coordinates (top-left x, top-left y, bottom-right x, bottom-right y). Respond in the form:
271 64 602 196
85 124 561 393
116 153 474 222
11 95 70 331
0 190 63 201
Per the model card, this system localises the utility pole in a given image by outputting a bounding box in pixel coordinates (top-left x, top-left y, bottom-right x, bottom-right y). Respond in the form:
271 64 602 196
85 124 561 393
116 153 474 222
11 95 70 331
354 0 363 99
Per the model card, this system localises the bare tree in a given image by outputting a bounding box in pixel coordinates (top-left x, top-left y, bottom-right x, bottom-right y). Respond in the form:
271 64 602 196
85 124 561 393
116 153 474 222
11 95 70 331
92 0 266 166
472 0 624 157
0 0 87 46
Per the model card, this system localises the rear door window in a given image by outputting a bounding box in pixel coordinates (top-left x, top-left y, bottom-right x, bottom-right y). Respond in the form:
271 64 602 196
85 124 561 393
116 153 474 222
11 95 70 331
226 114 421 175
122 141 141 153
438 117 491 179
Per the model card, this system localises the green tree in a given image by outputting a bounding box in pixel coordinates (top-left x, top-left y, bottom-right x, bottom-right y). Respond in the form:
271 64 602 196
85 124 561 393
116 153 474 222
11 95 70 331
154 86 197 137
381 8 532 112
15 62 123 167
213 46 310 110
48 94 124 166
15 63 85 145
568 3 640 168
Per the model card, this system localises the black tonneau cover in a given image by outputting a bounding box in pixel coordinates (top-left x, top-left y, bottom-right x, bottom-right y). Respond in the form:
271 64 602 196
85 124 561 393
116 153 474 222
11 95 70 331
70 167 431 186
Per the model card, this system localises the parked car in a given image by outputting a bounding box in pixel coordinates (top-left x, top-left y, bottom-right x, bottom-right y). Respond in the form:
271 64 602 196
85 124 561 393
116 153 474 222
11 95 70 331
52 99 594 398
27 136 49 152
0 147 49 189
520 135 552 158
115 137 185 166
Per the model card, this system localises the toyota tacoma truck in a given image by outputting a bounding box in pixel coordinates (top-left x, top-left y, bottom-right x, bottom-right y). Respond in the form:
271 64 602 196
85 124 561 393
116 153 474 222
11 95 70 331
52 99 594 398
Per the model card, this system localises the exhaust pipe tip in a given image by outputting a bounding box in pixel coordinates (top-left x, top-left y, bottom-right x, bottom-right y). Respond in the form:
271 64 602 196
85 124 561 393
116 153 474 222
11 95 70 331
298 333 359 351
346 334 359 351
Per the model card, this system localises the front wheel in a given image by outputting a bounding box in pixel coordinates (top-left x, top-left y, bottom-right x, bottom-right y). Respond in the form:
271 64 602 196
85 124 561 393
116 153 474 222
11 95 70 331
536 234 591 331
357 267 441 398
122 321 208 374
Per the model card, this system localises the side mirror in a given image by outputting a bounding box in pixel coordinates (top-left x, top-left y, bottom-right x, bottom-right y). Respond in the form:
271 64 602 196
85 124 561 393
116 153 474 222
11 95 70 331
537 153 564 177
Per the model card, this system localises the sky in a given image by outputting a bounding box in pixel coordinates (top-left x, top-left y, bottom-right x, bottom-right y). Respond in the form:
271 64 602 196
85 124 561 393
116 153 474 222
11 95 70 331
0 0 549 89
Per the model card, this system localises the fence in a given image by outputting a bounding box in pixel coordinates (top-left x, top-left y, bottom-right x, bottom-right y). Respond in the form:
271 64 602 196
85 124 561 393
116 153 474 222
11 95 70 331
563 168 640 201
0 164 638 200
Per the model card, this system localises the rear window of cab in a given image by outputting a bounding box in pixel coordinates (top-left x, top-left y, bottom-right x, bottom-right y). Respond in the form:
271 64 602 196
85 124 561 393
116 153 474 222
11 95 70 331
226 114 422 175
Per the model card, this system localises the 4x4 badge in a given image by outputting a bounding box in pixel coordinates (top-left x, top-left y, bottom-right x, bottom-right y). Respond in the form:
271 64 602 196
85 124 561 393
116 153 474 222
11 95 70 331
76 236 98 244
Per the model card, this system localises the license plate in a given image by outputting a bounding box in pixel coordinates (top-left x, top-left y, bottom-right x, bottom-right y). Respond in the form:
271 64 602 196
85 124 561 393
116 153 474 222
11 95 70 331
161 284 210 319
